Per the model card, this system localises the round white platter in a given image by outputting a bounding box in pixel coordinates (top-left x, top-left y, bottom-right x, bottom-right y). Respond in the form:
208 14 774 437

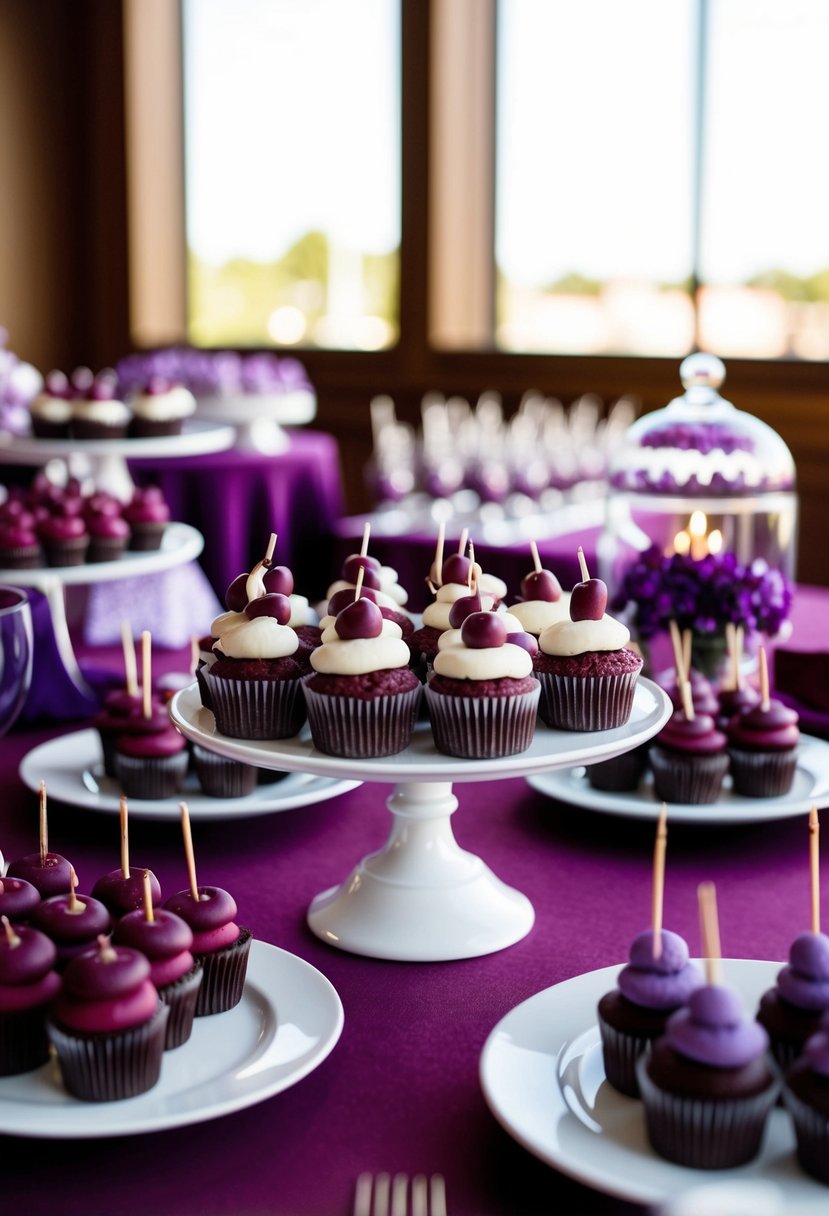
479 958 827 1210
0 521 204 586
19 728 360 822
526 733 829 825
170 679 672 963
0 940 343 1138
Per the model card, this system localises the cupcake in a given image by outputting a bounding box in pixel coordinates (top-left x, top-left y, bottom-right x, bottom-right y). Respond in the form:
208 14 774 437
30 882 112 970
0 876 41 924
726 697 800 798
28 370 73 438
425 602 539 759
114 723 190 800
303 592 421 758
410 548 500 671
262 562 322 666
163 885 251 1016
37 513 90 567
128 376 197 437
535 553 642 731
70 373 132 439
649 695 730 805
598 928 704 1097
637 981 779 1169
0 918 61 1075
192 744 258 798
324 548 411 648
757 932 829 1072
585 743 651 793
509 545 571 639
782 1014 829 1183
86 512 130 563
7 836 75 900
123 487 170 551
93 691 167 779
47 937 169 1101
113 901 202 1049
0 520 42 569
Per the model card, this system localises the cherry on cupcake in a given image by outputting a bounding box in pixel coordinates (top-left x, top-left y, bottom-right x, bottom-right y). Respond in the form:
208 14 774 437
263 565 294 596
461 611 507 649
90 796 162 916
336 596 384 640
440 553 472 586
506 630 539 656
328 585 380 615
7 781 75 898
448 587 483 628
521 542 562 603
225 572 251 612
341 553 382 590
569 547 607 621
244 592 292 624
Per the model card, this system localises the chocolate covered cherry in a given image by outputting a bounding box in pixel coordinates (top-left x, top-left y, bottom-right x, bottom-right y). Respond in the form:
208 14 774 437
245 592 292 624
7 852 74 899
91 867 162 917
0 924 57 986
335 597 383 640
263 564 295 596
225 572 251 612
114 907 193 959
520 569 562 602
440 553 472 586
164 886 238 933
328 585 380 615
62 941 150 1000
507 630 539 656
0 876 41 922
461 611 507 649
341 554 382 590
448 589 483 628
570 575 608 621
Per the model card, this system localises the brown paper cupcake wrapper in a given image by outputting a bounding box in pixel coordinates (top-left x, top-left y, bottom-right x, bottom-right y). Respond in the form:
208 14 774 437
536 671 639 732
195 926 252 1016
205 671 306 740
192 745 258 798
159 962 203 1049
196 661 214 712
114 749 189 800
586 744 650 793
597 1012 659 1098
303 682 421 758
47 1003 169 1101
650 748 730 805
783 1083 829 1183
0 1004 53 1076
128 525 167 552
425 684 540 759
727 748 798 798
636 1055 779 1169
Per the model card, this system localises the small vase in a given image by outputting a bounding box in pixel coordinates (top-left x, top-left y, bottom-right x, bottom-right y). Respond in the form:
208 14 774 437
689 632 730 682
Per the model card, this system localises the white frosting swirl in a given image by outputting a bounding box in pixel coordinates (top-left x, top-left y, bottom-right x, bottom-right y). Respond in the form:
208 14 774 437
378 565 408 606
433 641 533 681
510 595 572 636
131 386 196 421
72 399 131 426
539 615 630 656
30 394 72 422
215 616 299 659
210 608 247 637
436 611 524 651
311 617 409 675
422 584 497 631
478 572 507 600
288 594 317 627
325 579 403 612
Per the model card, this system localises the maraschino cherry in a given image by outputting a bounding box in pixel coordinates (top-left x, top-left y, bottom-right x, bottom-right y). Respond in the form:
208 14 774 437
448 586 483 628
336 595 384 640
569 547 607 621
245 592 292 624
262 565 294 596
520 541 562 603
461 611 507 649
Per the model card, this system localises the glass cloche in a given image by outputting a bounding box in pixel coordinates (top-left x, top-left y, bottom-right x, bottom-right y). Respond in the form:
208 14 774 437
597 352 798 603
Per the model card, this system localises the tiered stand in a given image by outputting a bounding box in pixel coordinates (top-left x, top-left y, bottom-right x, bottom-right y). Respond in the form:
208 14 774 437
170 680 671 962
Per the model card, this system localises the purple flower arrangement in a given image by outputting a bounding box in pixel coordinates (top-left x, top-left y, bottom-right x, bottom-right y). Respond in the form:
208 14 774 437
0 328 43 434
115 346 312 398
610 544 793 641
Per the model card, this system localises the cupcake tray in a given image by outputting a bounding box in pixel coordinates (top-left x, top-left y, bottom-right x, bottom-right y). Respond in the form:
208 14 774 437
170 678 672 962
479 957 829 1210
526 733 829 826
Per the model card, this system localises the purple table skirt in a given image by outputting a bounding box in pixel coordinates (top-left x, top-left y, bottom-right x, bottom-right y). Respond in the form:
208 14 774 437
130 429 345 602
2 587 829 1214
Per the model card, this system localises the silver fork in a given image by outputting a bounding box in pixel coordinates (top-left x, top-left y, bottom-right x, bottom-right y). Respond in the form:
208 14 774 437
353 1172 447 1216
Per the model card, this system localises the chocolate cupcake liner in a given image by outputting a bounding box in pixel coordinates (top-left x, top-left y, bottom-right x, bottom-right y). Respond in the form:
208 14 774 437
97 729 120 779
129 419 184 438
114 749 189 800
128 525 167 552
87 540 128 564
71 422 130 440
636 1055 779 1169
0 547 42 569
586 744 650 793
782 1083 829 1183
194 926 252 1016
205 671 306 740
536 671 639 732
425 683 539 759
43 540 90 568
47 1003 169 1101
597 1013 655 1098
196 660 214 712
0 1005 53 1076
303 682 421 758
650 748 730 805
192 745 258 798
727 748 798 798
159 962 203 1049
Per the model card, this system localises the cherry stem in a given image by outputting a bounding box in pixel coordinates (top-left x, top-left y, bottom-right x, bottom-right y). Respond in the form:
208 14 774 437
143 869 155 924
530 540 542 573
577 546 589 582
264 532 277 565
120 796 129 879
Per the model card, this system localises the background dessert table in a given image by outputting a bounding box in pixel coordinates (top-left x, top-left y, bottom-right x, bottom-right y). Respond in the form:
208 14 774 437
2 586 829 1215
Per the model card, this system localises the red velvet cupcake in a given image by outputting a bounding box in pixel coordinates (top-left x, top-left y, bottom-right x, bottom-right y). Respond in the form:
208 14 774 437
726 696 800 797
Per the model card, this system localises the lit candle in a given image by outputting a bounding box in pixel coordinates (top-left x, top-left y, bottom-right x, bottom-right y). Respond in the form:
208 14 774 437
672 511 721 560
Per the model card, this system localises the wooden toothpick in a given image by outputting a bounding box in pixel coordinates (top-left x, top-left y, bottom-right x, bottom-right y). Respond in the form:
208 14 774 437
669 620 686 685
141 630 152 720
652 805 668 959
698 881 723 987
120 795 130 879
680 680 695 722
263 532 277 566
360 521 371 557
121 621 138 697
433 520 445 588
457 527 468 557
143 869 155 924
811 806 821 936
353 565 365 601
530 540 542 573
179 802 200 902
759 646 770 712
577 546 590 582
682 629 692 682
39 780 48 866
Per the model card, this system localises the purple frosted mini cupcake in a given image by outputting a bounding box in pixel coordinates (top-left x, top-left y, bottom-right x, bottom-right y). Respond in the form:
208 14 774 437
425 598 539 759
598 929 704 1097
649 704 729 805
114 905 203 1049
726 697 800 797
37 513 89 567
0 920 61 1075
163 885 251 1016
304 593 421 757
637 983 778 1169
86 512 130 563
114 723 189 800
535 556 642 732
757 932 829 1071
123 487 170 551
783 1013 829 1183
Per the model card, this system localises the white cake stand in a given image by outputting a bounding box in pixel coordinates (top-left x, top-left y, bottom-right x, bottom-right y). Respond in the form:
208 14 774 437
0 420 236 501
170 679 671 963
194 389 317 454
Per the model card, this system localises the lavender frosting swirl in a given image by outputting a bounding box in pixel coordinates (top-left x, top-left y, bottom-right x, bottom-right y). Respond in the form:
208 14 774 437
666 984 769 1068
617 929 704 1011
776 931 829 1011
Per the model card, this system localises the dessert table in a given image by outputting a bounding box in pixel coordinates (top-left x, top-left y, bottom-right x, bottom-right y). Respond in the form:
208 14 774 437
2 588 829 1216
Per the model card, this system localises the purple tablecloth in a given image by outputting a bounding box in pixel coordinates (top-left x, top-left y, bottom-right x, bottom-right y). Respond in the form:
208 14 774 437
131 430 345 602
3 587 829 1215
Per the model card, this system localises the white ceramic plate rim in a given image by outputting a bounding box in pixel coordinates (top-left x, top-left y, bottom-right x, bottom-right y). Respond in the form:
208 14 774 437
479 958 829 1209
19 728 360 821
526 733 829 824
0 419 236 460
0 521 205 586
0 940 343 1138
169 677 672 784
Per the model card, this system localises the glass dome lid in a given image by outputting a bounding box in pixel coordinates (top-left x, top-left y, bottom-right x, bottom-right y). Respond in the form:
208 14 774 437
607 353 796 496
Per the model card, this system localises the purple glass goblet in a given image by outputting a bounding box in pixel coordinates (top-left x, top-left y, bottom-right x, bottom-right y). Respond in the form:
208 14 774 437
0 586 33 734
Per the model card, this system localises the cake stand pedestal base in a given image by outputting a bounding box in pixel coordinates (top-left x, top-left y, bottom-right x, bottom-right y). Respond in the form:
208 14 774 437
306 781 534 961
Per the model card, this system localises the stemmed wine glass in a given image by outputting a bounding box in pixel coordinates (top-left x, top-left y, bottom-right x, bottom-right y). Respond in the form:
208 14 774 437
0 586 33 734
